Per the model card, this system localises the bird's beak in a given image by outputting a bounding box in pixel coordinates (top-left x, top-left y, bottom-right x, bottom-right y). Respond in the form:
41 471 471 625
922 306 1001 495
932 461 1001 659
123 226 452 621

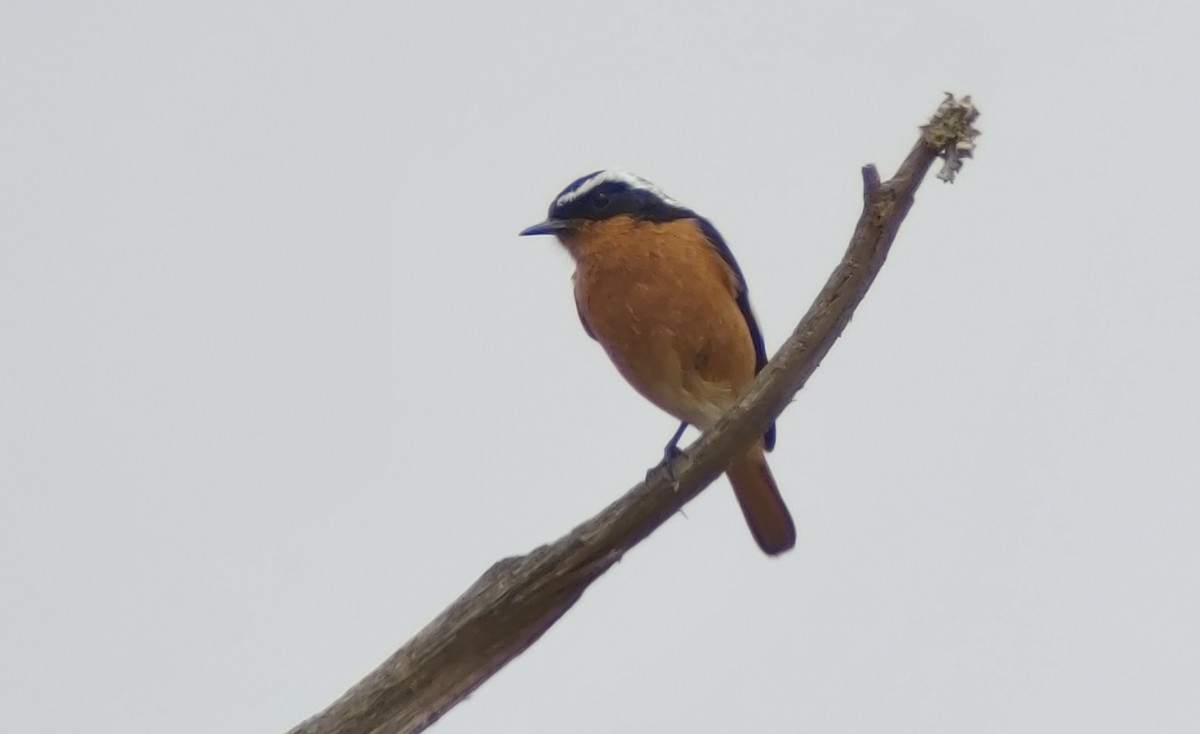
519 218 571 237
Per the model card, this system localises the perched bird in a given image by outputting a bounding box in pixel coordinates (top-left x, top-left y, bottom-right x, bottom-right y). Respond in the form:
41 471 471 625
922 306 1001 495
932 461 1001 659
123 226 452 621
519 170 795 555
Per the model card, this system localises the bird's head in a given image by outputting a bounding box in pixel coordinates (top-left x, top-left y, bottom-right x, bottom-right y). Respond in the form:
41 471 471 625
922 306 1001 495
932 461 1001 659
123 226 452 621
519 169 693 240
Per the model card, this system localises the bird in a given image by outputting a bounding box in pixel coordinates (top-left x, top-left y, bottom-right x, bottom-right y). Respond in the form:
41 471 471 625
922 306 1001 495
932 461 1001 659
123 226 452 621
519 169 796 556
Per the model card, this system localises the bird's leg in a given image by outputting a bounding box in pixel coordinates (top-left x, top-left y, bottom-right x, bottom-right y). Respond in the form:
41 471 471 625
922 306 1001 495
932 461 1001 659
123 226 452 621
648 421 690 486
663 420 689 462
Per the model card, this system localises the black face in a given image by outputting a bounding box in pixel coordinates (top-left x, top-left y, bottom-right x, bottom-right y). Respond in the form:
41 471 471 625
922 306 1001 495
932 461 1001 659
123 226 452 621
548 173 693 224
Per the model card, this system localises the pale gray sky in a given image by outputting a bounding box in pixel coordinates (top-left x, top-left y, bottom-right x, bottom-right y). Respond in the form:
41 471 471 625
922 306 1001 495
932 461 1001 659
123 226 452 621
2 2 1198 732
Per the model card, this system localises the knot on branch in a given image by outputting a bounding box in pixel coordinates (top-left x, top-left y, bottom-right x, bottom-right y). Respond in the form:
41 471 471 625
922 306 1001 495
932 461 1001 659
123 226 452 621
868 186 897 226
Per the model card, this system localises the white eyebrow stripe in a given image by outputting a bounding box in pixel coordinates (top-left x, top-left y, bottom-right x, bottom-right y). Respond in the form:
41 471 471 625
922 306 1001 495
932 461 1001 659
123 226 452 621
554 169 684 209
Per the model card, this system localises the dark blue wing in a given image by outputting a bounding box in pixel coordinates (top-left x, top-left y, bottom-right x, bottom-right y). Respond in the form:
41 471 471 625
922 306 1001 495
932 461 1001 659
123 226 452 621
694 216 776 451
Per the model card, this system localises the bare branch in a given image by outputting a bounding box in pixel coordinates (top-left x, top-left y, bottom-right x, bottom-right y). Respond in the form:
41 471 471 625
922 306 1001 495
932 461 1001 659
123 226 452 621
286 94 981 734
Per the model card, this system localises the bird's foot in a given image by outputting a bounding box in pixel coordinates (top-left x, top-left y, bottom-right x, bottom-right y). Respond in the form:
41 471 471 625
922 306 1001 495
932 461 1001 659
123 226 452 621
647 422 690 489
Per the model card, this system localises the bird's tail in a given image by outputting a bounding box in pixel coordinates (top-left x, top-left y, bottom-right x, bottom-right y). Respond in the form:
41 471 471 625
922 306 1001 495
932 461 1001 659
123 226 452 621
725 448 796 556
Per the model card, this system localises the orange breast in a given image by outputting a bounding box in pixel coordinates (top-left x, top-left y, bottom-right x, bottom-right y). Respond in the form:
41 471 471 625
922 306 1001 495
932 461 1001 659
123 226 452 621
563 216 757 428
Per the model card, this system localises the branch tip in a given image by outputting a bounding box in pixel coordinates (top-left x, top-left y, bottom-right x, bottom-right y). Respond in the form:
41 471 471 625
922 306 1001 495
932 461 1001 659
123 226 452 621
921 93 981 183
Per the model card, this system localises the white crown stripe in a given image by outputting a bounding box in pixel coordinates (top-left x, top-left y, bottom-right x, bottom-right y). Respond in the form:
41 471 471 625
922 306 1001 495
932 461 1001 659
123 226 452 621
554 169 684 209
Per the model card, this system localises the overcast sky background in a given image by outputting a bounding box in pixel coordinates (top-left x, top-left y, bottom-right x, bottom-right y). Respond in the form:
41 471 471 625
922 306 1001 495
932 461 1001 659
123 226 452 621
3 2 1198 732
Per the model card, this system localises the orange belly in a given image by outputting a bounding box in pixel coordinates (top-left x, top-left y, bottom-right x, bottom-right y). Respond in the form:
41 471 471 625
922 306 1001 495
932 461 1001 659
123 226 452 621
565 216 757 429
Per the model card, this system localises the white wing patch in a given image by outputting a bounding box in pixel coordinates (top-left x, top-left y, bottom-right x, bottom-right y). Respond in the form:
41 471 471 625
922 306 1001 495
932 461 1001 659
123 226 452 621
555 169 684 209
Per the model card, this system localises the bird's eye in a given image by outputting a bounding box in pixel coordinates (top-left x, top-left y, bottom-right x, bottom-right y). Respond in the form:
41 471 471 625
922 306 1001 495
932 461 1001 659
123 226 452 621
592 192 611 210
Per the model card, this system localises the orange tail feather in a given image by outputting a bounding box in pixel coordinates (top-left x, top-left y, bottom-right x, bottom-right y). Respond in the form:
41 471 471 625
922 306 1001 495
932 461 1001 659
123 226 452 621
725 449 796 556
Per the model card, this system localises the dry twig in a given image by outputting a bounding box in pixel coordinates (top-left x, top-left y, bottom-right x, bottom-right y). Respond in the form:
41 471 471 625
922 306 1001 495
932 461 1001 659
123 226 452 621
287 93 981 734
